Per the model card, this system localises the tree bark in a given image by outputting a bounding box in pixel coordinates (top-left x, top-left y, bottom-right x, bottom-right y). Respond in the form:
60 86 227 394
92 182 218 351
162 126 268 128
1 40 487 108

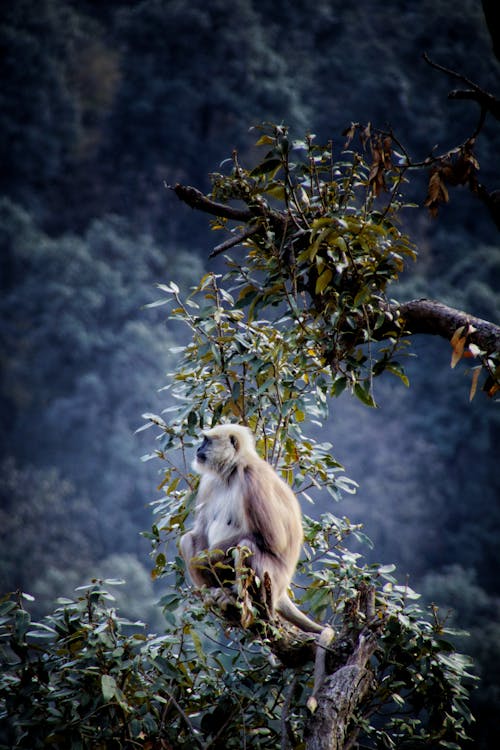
482 0 500 64
393 298 500 353
304 630 378 750
170 183 254 222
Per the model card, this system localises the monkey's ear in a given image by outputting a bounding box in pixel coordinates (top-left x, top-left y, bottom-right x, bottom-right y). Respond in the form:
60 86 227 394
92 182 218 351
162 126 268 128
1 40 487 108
229 434 239 450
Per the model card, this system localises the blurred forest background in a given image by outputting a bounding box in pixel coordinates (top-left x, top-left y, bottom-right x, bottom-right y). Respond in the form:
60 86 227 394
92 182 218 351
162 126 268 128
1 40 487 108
0 0 499 744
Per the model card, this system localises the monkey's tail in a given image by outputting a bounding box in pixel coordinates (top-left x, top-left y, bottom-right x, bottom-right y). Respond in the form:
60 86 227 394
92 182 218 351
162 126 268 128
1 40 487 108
276 594 324 634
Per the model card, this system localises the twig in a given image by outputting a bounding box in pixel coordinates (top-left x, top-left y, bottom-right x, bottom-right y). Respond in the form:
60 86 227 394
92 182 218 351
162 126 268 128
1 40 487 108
167 691 206 749
209 225 260 258
423 53 500 121
423 52 480 90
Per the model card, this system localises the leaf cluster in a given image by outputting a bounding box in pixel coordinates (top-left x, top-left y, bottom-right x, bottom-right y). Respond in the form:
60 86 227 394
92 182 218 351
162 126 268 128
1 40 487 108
209 125 417 402
0 569 475 749
0 585 164 749
0 585 308 750
298 519 475 748
141 272 354 501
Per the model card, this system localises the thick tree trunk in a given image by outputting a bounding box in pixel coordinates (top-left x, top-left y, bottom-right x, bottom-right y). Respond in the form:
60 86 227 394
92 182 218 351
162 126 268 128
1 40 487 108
304 630 377 750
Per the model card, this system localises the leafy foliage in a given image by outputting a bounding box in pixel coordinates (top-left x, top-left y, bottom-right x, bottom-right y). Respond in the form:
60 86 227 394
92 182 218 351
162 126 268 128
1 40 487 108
0 566 475 748
167 125 417 418
0 584 193 749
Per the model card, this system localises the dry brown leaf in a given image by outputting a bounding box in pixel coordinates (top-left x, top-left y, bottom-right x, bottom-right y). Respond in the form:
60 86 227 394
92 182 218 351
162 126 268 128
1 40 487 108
450 326 466 369
469 366 482 401
450 326 465 346
425 169 450 216
342 122 358 149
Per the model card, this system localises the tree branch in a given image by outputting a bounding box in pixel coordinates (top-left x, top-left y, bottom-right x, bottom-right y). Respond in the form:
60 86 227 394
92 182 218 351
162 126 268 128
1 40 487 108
423 53 500 122
206 579 383 750
422 52 480 91
169 182 254 222
448 89 500 121
394 298 500 354
304 629 378 750
209 226 260 258
170 181 287 233
304 584 382 750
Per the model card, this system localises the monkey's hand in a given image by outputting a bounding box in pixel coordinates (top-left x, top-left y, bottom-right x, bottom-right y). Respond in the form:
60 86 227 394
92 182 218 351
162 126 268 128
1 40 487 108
202 586 235 612
202 585 257 628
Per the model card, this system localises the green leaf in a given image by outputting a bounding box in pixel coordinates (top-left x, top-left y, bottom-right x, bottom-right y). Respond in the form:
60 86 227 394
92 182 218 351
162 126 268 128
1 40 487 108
331 376 347 397
187 411 198 432
155 552 166 569
249 158 282 177
264 183 286 200
354 382 377 407
101 674 117 702
385 363 410 387
353 287 371 307
315 269 333 295
378 564 396 575
191 630 206 662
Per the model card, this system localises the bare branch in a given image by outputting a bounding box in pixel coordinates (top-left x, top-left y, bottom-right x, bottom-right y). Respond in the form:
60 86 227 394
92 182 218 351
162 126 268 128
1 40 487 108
423 53 500 122
423 52 481 90
448 88 500 121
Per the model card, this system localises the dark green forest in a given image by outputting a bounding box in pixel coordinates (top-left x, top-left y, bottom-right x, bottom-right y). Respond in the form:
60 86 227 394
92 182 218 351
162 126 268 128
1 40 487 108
1 1 499 747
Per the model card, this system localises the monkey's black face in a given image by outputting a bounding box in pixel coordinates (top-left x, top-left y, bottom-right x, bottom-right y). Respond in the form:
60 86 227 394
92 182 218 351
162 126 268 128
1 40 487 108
196 436 210 464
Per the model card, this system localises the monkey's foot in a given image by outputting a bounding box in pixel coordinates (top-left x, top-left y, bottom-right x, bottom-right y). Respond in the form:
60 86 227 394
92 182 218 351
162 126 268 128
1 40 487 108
202 587 237 614
202 587 256 627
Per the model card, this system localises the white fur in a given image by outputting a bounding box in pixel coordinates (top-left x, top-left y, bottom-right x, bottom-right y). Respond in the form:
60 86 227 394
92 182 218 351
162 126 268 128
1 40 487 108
197 473 246 547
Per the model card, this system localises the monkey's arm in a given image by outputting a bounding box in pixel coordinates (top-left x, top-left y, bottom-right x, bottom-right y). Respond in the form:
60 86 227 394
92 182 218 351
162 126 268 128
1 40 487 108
180 531 203 586
180 504 214 589
242 464 290 554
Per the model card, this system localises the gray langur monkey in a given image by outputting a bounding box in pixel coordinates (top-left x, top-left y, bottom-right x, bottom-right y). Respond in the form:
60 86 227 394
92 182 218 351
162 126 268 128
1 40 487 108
180 423 323 634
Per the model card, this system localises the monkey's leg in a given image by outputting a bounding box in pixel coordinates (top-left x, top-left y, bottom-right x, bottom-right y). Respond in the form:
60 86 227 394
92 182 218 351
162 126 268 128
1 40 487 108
180 532 223 588
276 593 324 634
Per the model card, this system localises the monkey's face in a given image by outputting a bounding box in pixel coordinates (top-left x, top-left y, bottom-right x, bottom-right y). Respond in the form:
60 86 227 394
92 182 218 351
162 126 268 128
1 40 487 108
195 436 211 465
193 431 239 476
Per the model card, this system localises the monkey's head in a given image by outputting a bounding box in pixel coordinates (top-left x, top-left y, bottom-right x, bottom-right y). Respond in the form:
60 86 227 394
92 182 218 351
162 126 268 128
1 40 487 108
193 424 256 477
